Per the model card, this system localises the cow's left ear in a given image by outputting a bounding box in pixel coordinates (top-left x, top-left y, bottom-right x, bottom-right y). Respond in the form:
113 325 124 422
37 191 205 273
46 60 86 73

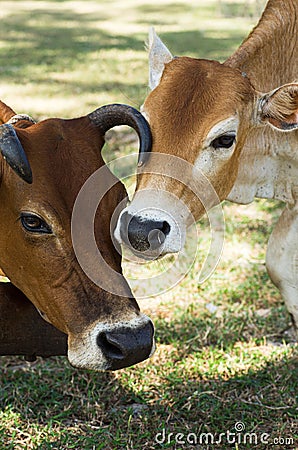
148 27 173 90
258 83 298 131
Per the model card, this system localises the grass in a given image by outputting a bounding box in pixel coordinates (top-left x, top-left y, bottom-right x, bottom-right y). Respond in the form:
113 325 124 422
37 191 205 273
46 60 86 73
0 0 259 118
1 0 298 449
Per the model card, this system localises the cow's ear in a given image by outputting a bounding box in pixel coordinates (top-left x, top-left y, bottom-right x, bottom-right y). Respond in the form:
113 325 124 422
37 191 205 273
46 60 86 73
148 27 173 90
258 83 298 131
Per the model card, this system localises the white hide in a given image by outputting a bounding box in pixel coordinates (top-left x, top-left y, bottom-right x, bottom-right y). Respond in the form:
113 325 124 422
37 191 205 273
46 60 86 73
266 204 298 326
194 116 239 179
227 127 298 205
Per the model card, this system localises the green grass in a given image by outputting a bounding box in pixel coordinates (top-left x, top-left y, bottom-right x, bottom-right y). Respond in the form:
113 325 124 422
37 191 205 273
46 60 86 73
0 0 259 119
1 1 298 449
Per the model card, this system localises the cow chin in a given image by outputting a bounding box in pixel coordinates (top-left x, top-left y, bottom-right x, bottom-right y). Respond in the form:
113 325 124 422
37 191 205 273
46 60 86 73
67 313 155 371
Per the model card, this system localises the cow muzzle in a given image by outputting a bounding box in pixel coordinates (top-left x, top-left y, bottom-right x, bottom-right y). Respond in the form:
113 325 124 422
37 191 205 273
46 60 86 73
115 203 186 259
121 211 171 254
68 314 155 371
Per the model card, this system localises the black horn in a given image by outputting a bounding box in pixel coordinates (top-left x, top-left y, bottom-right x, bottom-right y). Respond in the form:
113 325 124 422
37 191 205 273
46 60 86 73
0 123 32 183
88 104 152 166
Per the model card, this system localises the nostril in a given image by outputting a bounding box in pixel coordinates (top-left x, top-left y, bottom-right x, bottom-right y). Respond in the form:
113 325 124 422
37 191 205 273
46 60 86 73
97 332 125 360
127 215 151 251
162 220 171 236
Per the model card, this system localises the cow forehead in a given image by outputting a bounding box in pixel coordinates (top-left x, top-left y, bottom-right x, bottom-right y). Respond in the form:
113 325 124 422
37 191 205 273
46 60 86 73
150 57 254 111
17 117 104 186
144 57 254 156
21 117 102 159
12 117 123 215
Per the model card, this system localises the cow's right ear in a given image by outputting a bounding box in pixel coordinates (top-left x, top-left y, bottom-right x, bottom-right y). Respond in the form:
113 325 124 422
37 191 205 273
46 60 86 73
148 27 173 90
258 83 298 131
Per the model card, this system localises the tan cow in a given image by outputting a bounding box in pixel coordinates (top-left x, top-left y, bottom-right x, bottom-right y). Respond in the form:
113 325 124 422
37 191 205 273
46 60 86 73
116 0 298 329
0 101 154 370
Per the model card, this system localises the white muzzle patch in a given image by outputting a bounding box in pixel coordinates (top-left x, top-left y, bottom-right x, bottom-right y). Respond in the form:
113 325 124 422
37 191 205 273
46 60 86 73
67 313 155 371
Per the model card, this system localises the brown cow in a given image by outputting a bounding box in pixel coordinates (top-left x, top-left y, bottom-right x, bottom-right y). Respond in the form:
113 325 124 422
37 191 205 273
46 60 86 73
0 101 154 370
116 0 298 328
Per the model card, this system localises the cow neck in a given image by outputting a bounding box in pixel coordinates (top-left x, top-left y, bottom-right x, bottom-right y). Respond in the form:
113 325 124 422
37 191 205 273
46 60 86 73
225 0 298 91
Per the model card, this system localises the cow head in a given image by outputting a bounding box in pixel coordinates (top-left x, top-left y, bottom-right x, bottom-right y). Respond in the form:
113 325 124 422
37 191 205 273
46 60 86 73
0 101 155 370
116 29 298 258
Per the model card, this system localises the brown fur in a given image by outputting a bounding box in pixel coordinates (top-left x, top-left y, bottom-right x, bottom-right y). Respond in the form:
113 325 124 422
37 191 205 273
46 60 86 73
0 101 139 339
138 0 298 221
140 58 256 219
225 0 298 90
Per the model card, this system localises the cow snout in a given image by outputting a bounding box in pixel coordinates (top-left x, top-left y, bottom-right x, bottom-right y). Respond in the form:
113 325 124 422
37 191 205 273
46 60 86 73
97 319 154 370
121 212 171 253
68 314 155 370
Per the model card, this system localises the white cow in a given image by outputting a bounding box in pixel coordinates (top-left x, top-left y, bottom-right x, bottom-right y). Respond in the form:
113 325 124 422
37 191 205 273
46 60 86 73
116 0 298 329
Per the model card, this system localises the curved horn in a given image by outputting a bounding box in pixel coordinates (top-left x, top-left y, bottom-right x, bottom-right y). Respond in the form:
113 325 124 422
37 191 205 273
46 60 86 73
0 124 32 183
88 104 152 166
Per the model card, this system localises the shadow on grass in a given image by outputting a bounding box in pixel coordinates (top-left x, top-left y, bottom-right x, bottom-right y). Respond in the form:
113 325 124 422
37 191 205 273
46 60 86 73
218 0 266 18
154 268 290 355
0 259 296 447
152 29 246 60
0 5 247 88
0 9 144 69
0 349 297 449
0 267 295 448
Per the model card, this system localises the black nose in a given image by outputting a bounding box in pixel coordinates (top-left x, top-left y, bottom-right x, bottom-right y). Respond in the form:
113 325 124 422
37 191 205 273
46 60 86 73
97 320 154 370
121 212 171 252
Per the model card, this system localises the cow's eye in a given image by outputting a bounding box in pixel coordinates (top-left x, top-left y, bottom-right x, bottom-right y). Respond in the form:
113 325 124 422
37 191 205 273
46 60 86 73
211 133 236 149
20 213 52 234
